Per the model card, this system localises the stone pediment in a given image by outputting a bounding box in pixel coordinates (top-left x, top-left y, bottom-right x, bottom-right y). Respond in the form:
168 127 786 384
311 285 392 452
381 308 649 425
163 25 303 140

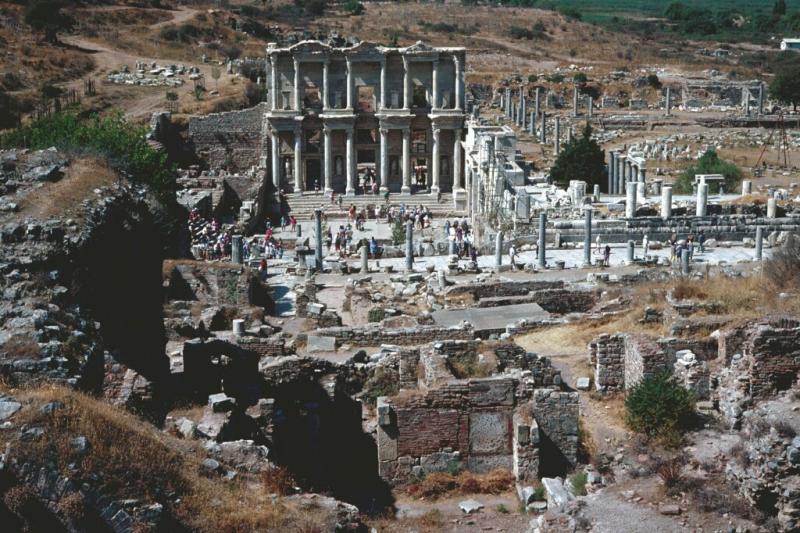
345 41 385 61
403 41 438 57
288 40 332 58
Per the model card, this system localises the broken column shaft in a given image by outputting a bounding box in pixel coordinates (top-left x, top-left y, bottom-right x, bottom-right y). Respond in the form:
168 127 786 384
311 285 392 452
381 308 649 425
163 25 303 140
537 212 547 268
583 208 592 267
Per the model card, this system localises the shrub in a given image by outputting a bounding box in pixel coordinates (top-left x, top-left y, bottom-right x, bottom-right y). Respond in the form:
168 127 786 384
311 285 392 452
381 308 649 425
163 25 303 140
367 307 385 322
361 366 398 405
569 471 587 496
391 220 406 245
0 112 175 202
496 504 509 514
672 149 742 194
625 370 695 444
344 0 363 15
655 457 683 493
532 485 545 500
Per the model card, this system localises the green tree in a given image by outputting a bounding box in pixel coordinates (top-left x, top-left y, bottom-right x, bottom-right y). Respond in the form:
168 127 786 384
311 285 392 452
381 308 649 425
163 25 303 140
770 64 800 111
25 1 73 44
673 149 742 194
774 0 787 16
625 370 696 445
548 123 606 191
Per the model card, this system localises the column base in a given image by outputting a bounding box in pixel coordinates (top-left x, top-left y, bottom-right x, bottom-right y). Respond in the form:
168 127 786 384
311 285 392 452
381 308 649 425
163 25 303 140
430 186 440 195
379 186 389 194
345 188 355 197
453 188 467 210
324 188 334 196
294 187 303 194
401 185 411 195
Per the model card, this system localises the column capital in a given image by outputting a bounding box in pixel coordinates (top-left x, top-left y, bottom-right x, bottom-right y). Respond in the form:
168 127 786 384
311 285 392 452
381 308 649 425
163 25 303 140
379 127 389 135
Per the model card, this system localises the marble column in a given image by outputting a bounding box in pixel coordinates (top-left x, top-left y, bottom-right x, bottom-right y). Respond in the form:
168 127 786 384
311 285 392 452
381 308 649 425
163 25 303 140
431 127 441 193
405 221 414 270
346 57 353 110
322 60 329 111
661 186 673 220
402 56 411 110
573 85 579 117
608 151 615 195
626 182 637 218
539 113 546 144
293 126 303 193
537 212 547 268
453 128 463 191
293 58 301 112
742 180 752 196
767 197 777 218
665 86 671 116
345 126 355 195
271 130 281 189
431 59 439 109
380 58 387 110
534 87 541 119
454 55 463 110
270 55 278 110
495 231 503 268
696 182 708 216
402 127 411 194
323 126 332 194
583 208 592 266
588 96 593 117
379 127 389 193
743 87 750 116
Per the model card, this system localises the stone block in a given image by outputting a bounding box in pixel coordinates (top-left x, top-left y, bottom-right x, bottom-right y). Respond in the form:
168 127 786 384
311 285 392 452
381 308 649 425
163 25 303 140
542 477 574 509
306 335 336 352
208 393 236 413
576 377 591 390
306 302 326 315
459 499 484 514
469 378 515 407
469 411 512 455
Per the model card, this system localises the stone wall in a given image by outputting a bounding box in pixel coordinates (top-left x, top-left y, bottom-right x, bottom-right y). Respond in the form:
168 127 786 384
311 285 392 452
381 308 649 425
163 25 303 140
187 104 267 171
446 279 564 300
304 323 475 346
623 334 669 390
398 348 421 389
532 389 579 468
589 333 626 392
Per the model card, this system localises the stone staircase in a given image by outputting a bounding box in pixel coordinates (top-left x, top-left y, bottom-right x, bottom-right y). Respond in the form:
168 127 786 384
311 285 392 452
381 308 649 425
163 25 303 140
283 192 466 219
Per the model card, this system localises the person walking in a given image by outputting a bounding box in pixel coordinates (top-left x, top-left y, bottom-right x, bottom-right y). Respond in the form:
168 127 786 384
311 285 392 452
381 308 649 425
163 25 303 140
698 230 706 253
642 234 649 257
603 244 611 267
509 243 518 271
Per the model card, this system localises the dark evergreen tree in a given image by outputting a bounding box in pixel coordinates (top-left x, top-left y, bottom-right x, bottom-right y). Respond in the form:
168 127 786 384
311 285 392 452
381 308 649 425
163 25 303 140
548 123 607 191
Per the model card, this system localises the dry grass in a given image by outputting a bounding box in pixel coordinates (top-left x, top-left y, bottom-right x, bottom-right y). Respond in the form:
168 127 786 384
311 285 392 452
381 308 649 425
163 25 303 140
3 384 324 532
10 157 118 221
1 334 42 360
405 469 514 500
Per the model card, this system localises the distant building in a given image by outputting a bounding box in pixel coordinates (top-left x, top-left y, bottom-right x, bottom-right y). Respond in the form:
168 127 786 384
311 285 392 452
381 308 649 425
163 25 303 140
780 38 800 50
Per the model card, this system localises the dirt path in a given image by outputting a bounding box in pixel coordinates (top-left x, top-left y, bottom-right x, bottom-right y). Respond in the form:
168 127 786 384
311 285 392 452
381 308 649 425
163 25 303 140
59 6 238 120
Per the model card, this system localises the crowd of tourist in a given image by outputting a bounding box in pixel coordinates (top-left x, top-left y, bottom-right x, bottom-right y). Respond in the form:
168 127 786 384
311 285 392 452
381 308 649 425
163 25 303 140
188 208 233 260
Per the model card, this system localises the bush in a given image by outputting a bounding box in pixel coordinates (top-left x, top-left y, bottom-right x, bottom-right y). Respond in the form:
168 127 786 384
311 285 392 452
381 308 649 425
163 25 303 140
361 366 398 405
0 112 175 202
625 370 695 444
569 471 587 496
344 0 363 15
367 307 385 322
